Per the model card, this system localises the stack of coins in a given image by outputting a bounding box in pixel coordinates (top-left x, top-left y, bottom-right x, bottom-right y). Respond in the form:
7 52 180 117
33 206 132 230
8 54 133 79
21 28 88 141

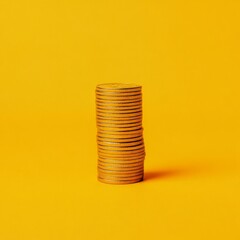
96 83 145 184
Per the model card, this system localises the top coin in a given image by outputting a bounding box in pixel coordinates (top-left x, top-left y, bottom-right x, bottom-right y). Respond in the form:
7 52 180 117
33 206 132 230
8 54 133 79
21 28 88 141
97 83 141 92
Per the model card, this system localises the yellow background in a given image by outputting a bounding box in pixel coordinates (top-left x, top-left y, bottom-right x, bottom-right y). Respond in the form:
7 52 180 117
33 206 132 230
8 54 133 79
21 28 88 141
0 0 239 239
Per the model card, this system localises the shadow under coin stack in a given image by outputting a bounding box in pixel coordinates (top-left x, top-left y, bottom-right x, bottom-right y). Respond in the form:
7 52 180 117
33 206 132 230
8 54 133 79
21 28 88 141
96 83 145 184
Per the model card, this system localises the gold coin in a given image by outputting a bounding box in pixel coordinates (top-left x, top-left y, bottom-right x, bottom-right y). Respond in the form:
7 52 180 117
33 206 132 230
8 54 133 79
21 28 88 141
98 171 144 177
97 83 141 91
97 111 142 117
97 137 143 144
96 90 141 96
96 83 140 89
98 161 144 170
97 132 143 139
97 107 142 113
97 139 143 147
98 161 144 168
99 155 144 161
97 104 142 109
97 124 142 130
97 133 143 139
97 112 142 118
96 104 142 109
96 106 142 113
96 104 142 111
98 127 143 134
97 136 143 142
97 126 142 132
97 118 142 123
98 148 145 154
96 97 142 105
96 112 142 121
98 173 144 180
98 164 144 171
98 173 143 181
97 122 142 127
98 154 145 161
97 136 143 144
98 162 144 171
98 164 144 172
97 111 141 117
97 119 142 124
97 126 143 131
97 121 142 128
98 169 143 179
98 169 144 175
98 177 143 184
98 153 146 161
96 100 142 107
96 107 142 114
96 101 142 108
99 153 145 159
98 153 145 160
96 93 142 98
97 118 142 125
96 95 142 101
98 165 143 172
97 116 142 122
98 174 143 181
96 83 141 90
98 175 143 180
97 142 144 148
97 123 143 129
98 151 145 159
98 165 144 174
97 135 143 140
98 149 145 158
96 98 142 104
97 128 143 134
98 156 145 162
96 89 141 94
98 159 144 165
98 167 144 173
98 142 144 151
96 90 141 97
98 147 145 154
97 126 143 132
99 156 144 163
97 114 142 119
98 148 145 155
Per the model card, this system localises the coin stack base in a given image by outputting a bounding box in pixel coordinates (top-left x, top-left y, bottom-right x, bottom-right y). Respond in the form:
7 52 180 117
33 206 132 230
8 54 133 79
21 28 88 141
96 83 145 185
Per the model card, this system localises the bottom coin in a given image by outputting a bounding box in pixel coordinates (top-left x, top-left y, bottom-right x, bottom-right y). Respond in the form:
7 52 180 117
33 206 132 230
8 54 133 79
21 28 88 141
98 176 143 185
98 172 143 180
